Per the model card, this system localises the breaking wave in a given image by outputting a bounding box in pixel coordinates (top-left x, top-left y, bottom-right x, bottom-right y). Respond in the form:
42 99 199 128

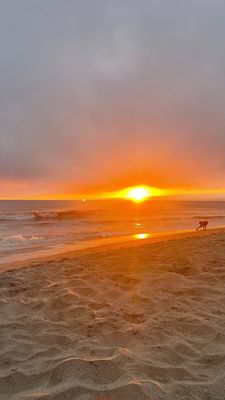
0 210 85 222
33 210 84 220
0 235 43 247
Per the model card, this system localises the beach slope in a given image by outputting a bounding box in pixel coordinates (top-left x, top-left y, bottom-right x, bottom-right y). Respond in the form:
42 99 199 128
1 231 225 399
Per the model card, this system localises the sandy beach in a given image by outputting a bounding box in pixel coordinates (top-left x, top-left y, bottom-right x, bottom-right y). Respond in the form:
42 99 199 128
1 229 225 400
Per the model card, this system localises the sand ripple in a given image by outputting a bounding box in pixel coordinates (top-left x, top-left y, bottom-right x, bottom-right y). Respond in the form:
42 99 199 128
1 232 225 399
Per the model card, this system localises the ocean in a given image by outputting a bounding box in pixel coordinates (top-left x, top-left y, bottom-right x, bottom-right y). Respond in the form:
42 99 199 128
0 199 225 264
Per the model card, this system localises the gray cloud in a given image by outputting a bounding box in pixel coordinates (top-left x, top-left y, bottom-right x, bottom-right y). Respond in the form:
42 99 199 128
0 0 225 193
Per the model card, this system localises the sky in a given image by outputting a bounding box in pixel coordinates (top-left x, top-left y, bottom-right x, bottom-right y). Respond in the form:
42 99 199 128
0 0 225 199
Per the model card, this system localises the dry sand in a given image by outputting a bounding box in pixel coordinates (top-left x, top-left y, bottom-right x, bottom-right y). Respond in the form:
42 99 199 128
1 230 225 399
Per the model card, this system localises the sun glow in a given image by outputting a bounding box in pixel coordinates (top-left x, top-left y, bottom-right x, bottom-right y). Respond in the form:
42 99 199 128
114 185 162 203
126 186 151 202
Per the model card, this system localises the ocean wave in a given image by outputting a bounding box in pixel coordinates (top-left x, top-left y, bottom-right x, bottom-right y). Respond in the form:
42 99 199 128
193 215 225 220
0 213 34 221
33 210 83 220
0 210 84 222
0 234 43 247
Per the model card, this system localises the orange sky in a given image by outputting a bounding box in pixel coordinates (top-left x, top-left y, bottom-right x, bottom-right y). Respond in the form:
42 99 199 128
0 2 225 200
1 177 225 201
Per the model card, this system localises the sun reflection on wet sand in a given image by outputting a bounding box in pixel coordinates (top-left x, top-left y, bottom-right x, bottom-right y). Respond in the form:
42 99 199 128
133 233 152 240
2 227 218 267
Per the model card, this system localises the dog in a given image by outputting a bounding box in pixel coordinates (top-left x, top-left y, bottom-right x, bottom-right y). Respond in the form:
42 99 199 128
196 220 208 231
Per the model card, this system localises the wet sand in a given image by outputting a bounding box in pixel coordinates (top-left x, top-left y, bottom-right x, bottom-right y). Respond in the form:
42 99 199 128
1 229 225 399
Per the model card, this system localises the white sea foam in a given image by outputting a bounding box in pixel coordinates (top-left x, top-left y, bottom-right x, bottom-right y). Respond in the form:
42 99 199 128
0 234 43 247
0 209 84 221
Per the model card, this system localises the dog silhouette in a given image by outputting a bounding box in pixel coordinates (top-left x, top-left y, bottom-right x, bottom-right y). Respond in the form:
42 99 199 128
196 220 208 231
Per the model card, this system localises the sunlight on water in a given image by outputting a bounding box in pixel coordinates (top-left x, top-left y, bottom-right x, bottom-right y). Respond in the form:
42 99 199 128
0 199 224 264
134 233 151 240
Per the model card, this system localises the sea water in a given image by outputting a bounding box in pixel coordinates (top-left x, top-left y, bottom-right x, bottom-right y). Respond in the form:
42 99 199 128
0 199 224 264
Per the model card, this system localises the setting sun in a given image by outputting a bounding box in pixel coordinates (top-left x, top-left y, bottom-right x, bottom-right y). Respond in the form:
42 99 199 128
126 186 152 202
109 185 164 202
114 185 158 203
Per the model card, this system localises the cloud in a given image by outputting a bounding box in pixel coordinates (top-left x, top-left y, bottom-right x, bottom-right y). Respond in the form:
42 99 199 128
0 0 225 196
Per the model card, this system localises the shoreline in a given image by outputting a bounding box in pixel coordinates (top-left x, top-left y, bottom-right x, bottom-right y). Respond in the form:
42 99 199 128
1 225 224 273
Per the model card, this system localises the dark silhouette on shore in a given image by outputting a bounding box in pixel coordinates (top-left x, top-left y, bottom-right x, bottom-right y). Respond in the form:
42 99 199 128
196 220 208 231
